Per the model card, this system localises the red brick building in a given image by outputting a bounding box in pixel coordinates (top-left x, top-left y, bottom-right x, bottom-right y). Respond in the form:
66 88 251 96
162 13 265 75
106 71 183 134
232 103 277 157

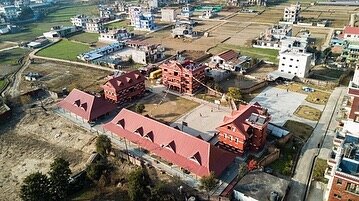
103 108 236 177
328 174 359 201
160 60 205 94
216 103 270 154
102 70 145 103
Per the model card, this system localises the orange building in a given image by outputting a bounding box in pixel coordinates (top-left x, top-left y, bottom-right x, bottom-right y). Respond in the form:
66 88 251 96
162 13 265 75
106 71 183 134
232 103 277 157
216 103 270 154
160 60 205 94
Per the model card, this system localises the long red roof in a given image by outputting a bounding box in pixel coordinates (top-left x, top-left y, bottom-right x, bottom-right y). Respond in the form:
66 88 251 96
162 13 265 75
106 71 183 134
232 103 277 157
344 26 359 35
58 89 116 121
102 70 145 92
103 109 235 177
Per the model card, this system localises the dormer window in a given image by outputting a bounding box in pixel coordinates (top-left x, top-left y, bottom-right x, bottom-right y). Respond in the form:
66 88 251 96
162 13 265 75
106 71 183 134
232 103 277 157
190 152 202 165
144 131 154 142
164 140 176 153
73 99 81 107
134 127 144 136
117 119 125 128
80 102 87 111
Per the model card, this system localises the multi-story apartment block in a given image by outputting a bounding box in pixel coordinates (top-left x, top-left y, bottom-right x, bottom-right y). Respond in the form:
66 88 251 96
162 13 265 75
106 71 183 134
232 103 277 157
128 6 141 26
102 70 145 103
342 42 359 62
98 28 133 43
0 5 18 21
283 3 301 23
71 14 88 28
14 0 30 7
278 50 312 78
71 15 104 33
161 8 176 22
216 103 270 154
160 59 205 94
134 12 155 31
343 26 359 42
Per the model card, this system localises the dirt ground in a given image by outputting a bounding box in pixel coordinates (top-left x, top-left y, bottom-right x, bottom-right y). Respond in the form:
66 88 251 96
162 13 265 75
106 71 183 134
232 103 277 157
21 61 110 94
0 104 96 200
247 63 277 80
128 93 200 123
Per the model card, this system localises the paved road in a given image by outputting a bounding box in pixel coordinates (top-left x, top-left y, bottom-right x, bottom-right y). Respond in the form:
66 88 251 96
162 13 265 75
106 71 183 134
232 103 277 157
287 87 346 201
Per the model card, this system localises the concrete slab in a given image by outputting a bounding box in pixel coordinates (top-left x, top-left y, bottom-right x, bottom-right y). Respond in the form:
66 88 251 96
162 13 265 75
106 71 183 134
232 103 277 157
250 86 307 126
171 104 230 142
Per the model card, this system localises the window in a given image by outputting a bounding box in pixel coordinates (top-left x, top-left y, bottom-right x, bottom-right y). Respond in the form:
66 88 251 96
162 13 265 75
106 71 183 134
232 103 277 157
282 63 285 66
235 138 239 143
289 65 292 67
164 69 167 72
288 71 291 74
229 136 233 141
336 178 342 185
227 126 231 130
295 66 298 68
346 183 359 194
223 133 227 139
281 70 284 72
174 72 179 76
282 57 286 60
297 59 299 62
333 194 341 199
290 58 293 61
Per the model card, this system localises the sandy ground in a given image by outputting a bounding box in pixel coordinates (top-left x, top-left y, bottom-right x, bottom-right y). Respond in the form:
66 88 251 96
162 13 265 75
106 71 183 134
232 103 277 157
0 104 96 200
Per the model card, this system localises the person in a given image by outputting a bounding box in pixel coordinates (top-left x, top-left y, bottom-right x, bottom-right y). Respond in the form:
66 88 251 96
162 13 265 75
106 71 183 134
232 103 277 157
276 93 278 97
200 113 202 117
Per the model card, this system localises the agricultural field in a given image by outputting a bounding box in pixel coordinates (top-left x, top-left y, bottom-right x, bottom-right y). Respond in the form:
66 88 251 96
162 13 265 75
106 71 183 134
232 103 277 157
1 5 97 42
0 48 30 76
0 41 17 50
68 32 99 44
21 61 109 93
105 20 133 31
36 39 90 61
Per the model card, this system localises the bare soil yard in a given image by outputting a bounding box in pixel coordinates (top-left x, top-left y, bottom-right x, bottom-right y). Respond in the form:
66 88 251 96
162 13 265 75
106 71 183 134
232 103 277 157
0 106 96 201
21 61 109 93
128 93 199 123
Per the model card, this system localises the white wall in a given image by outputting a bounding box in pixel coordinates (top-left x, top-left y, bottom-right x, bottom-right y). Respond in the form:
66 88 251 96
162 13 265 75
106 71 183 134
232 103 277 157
233 190 258 201
278 52 311 78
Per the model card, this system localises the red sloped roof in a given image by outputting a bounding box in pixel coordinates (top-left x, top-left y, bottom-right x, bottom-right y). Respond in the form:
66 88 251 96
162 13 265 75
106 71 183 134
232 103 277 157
58 89 116 121
344 26 359 35
103 109 235 177
102 70 145 92
216 103 268 138
217 50 239 62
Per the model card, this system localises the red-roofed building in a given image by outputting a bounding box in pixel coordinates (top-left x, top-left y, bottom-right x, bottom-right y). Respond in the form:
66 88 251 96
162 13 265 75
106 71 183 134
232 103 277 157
102 70 145 103
160 60 205 94
209 49 244 71
103 108 236 177
216 103 270 154
58 89 116 122
343 26 359 42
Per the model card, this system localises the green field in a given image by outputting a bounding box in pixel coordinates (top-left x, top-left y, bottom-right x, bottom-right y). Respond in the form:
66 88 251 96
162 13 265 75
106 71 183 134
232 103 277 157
36 39 90 61
0 48 30 76
211 44 279 63
68 32 99 44
1 5 97 42
105 20 133 31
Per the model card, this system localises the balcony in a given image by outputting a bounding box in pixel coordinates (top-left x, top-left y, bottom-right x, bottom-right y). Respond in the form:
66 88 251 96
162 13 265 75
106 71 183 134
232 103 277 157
327 151 337 167
348 81 359 97
333 130 345 146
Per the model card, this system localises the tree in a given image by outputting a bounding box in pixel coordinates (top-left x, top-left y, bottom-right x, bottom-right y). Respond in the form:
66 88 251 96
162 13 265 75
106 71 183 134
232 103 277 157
128 168 151 201
199 172 218 201
150 181 176 201
227 87 242 101
18 7 34 20
20 172 51 201
238 162 248 179
135 103 145 114
96 135 112 156
48 158 72 200
86 157 109 181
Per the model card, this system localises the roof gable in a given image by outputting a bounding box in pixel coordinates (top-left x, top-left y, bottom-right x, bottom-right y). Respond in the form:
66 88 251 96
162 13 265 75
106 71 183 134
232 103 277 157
217 50 239 62
57 89 116 121
344 26 359 35
103 70 145 92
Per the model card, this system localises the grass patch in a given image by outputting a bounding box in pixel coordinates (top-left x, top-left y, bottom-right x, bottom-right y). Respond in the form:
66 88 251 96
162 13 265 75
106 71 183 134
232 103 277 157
210 43 279 64
284 120 314 141
128 94 200 123
310 66 344 80
36 39 90 61
268 141 300 176
306 91 330 105
105 20 133 31
0 48 30 76
0 79 6 90
68 32 99 44
294 105 322 121
0 5 97 42
313 158 329 183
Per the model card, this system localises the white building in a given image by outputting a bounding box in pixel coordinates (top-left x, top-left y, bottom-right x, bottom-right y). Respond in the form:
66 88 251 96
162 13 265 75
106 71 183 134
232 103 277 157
71 15 88 28
343 26 359 42
14 0 30 7
280 36 308 53
278 50 312 78
128 6 142 26
283 3 301 23
0 5 18 21
209 49 249 72
99 28 133 43
85 18 104 33
148 0 158 8
161 8 176 22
